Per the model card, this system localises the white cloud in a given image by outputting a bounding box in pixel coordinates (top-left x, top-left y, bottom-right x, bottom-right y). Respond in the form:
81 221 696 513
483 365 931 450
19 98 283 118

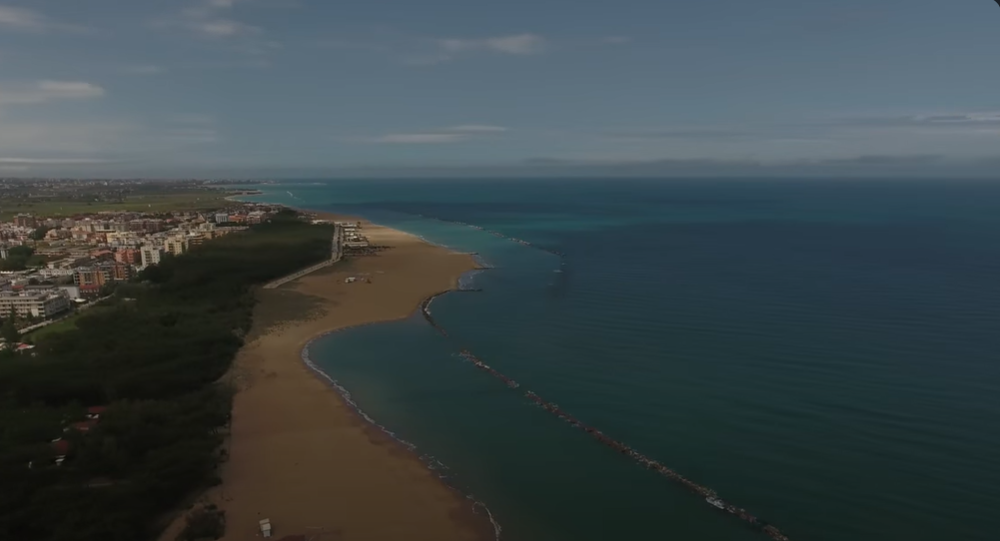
0 80 105 105
365 125 508 144
438 33 546 56
0 5 47 30
170 0 262 39
0 5 89 32
0 157 114 165
124 65 165 75
37 81 105 99
370 133 468 144
445 125 508 133
837 112 1000 128
406 33 546 65
195 19 260 37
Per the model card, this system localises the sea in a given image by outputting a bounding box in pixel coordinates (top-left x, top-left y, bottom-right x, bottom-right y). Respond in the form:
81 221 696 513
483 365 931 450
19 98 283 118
243 179 1000 541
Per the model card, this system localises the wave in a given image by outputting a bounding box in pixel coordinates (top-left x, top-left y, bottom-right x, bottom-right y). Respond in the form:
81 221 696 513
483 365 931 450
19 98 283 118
301 335 503 541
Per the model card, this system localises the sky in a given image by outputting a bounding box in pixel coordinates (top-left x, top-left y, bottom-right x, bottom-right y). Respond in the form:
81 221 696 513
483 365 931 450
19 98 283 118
0 0 999 178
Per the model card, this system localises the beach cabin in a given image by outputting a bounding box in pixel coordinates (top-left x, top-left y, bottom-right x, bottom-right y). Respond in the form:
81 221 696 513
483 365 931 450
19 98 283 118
259 519 272 538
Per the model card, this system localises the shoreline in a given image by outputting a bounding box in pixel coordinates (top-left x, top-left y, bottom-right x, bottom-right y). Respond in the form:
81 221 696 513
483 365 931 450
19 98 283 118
290 215 503 538
158 210 497 541
297 307 503 541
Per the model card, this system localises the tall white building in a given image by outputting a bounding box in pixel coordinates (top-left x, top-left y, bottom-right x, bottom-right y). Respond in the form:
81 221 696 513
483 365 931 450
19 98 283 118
140 246 163 267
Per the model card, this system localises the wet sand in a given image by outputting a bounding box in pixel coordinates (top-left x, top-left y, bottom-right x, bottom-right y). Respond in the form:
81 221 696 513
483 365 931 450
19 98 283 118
159 215 491 541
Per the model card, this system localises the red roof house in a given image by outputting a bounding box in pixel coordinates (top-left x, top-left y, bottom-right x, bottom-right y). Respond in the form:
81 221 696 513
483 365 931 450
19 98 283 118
52 439 70 456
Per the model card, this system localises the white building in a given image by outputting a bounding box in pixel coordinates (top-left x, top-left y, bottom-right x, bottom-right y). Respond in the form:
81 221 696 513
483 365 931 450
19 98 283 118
140 245 164 267
0 290 71 319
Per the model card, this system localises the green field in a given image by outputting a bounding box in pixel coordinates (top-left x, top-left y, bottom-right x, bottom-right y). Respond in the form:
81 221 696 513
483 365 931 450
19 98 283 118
0 192 236 221
23 303 118 343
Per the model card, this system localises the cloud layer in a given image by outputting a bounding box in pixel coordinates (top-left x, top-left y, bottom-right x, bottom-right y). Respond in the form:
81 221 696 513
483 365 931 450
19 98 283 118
366 125 508 144
403 33 546 65
0 80 105 105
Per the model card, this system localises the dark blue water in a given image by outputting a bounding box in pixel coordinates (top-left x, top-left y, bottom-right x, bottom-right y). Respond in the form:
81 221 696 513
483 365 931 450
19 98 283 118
250 179 1000 541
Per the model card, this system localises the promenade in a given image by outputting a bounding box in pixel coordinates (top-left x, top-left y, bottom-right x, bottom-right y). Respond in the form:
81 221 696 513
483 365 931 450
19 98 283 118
263 226 342 290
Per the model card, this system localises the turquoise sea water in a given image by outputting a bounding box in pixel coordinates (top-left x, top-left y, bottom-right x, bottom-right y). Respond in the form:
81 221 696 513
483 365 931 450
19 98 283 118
247 179 1000 541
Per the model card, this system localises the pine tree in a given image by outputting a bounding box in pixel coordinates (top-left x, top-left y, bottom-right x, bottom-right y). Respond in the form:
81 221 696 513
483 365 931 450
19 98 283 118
1 316 20 344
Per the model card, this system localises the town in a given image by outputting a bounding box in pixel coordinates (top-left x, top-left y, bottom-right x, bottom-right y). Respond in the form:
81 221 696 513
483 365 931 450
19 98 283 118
0 202 283 346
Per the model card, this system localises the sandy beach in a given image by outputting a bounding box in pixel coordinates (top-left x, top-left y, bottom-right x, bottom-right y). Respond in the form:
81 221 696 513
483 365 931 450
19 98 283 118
160 215 492 541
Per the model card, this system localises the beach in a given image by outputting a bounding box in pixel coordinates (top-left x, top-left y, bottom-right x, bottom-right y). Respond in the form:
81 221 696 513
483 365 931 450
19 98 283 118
160 214 491 541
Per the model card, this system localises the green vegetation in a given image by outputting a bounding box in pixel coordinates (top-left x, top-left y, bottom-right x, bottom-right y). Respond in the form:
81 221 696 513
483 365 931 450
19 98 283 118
0 210 334 541
0 246 45 272
22 303 119 344
177 504 225 541
1 317 19 344
0 191 235 221
29 226 53 241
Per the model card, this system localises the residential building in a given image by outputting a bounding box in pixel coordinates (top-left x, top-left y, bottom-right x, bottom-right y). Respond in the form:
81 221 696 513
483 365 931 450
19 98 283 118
109 262 133 282
214 213 229 224
115 248 140 265
187 234 206 250
45 228 71 241
74 267 111 288
140 246 163 267
164 236 187 256
14 214 37 228
0 290 70 319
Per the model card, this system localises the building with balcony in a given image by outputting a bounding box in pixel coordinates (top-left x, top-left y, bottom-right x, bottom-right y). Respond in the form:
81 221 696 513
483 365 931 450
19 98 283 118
0 290 70 319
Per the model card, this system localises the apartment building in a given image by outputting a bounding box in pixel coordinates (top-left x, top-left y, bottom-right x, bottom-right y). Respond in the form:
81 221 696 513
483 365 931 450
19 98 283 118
14 214 38 228
140 246 163 267
164 236 188 256
0 290 70 319
114 248 140 265
73 263 132 288
73 267 111 288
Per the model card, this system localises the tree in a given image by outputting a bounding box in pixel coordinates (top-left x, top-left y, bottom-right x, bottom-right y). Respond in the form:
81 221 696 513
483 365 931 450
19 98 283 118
29 227 52 241
0 246 34 271
177 505 225 541
0 214 336 541
2 317 20 344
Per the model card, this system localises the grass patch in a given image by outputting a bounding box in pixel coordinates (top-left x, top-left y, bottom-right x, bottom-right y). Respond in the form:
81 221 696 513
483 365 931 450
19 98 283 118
24 304 118 343
0 192 236 220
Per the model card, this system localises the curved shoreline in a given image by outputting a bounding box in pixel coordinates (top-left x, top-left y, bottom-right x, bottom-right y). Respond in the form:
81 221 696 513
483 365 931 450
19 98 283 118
179 212 498 541
297 302 503 541
275 217 500 540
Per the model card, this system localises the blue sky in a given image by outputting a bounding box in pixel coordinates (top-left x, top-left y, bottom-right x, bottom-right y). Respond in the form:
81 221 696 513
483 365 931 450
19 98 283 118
1 0 999 177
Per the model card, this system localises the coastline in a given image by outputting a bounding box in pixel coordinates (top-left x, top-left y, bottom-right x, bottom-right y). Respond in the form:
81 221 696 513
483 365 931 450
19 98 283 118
159 212 495 541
